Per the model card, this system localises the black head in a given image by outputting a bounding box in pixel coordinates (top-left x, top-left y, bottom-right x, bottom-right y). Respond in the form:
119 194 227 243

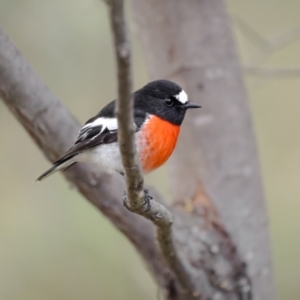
134 80 201 125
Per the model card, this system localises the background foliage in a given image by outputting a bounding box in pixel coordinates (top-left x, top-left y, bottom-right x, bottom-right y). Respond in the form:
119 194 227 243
0 0 299 299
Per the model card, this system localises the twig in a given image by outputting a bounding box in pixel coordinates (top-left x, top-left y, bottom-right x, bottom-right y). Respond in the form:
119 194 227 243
250 24 300 65
245 66 300 78
233 16 300 67
233 16 300 78
232 14 266 46
106 1 201 298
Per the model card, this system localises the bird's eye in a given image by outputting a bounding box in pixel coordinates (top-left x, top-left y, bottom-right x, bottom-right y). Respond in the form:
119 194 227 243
165 97 175 107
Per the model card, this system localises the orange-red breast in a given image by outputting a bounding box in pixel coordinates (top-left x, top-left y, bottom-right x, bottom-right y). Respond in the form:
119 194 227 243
37 80 201 181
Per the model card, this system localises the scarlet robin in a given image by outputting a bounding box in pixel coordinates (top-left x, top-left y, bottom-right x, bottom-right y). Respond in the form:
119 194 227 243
37 80 201 181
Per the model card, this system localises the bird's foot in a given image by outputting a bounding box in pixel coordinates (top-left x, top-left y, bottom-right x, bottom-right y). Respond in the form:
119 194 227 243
122 189 153 213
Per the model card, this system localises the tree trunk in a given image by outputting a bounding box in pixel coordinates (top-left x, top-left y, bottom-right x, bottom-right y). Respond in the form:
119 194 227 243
130 0 275 299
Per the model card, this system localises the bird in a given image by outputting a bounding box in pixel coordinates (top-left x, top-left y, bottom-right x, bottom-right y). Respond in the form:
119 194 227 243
36 79 201 181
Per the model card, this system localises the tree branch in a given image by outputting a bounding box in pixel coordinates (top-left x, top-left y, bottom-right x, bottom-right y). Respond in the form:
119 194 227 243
245 66 300 78
233 16 300 74
250 24 300 65
0 27 179 299
106 1 201 299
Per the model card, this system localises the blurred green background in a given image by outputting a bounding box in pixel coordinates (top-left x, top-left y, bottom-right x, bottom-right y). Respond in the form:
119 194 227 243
0 0 299 299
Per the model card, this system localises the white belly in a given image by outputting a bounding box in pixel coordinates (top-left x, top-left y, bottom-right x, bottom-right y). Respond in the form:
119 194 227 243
75 142 123 174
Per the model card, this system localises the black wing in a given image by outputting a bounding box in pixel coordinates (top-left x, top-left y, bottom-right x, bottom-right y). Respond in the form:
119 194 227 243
54 96 145 165
54 125 118 165
54 100 118 164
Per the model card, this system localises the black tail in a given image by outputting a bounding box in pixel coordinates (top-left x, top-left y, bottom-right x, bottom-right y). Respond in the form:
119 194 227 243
36 159 76 182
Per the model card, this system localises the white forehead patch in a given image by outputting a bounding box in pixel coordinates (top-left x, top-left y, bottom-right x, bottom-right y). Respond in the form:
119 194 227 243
175 90 188 104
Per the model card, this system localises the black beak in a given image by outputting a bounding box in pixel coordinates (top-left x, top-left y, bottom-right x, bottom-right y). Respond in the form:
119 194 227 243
184 101 201 109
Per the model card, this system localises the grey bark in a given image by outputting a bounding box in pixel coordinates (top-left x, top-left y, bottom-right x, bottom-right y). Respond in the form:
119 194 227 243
131 1 275 300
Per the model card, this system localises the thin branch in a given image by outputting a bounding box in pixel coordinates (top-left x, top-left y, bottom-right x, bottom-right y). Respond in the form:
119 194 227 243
106 1 201 299
251 24 300 65
232 14 266 46
233 16 300 66
245 66 300 78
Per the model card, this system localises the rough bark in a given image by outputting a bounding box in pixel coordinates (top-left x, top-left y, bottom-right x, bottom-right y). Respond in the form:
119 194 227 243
130 1 276 300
